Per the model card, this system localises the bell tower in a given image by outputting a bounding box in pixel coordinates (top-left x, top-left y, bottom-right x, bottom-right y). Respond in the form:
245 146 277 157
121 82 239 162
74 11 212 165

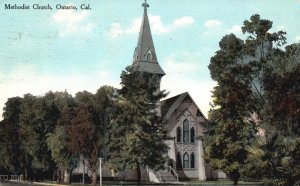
132 0 165 88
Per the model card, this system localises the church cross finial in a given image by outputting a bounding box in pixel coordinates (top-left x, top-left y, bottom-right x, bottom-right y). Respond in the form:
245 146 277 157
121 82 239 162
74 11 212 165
142 0 149 11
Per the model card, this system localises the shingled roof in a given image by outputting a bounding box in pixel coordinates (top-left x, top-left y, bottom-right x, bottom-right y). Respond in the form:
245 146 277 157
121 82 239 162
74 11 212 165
132 2 165 76
160 92 206 121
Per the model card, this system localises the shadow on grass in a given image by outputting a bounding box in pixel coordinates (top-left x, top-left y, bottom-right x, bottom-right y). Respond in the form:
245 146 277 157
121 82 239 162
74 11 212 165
4 180 262 186
182 180 263 186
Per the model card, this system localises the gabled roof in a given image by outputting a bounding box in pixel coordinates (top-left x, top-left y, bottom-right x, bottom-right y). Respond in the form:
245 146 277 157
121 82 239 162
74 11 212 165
132 2 165 76
160 92 206 121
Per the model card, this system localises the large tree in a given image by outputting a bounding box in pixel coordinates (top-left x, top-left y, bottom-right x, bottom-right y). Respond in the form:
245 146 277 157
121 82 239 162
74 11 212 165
66 91 98 185
0 97 24 174
19 93 60 180
242 15 299 185
93 86 116 158
46 91 78 183
204 14 293 185
47 125 78 183
245 43 300 185
0 92 61 180
205 34 258 185
108 66 168 184
66 86 115 185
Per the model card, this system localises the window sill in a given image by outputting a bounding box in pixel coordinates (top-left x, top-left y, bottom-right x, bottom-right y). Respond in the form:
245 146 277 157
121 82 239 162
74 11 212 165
176 142 196 144
177 168 197 170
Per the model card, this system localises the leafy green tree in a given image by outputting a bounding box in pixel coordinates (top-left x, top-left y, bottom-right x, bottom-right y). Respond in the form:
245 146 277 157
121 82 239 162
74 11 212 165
205 14 300 185
47 125 78 183
19 93 59 180
66 87 114 185
205 34 258 185
46 91 78 183
0 97 23 174
66 93 97 185
108 66 168 184
246 43 300 185
246 134 300 185
93 86 117 157
261 44 300 136
242 15 299 185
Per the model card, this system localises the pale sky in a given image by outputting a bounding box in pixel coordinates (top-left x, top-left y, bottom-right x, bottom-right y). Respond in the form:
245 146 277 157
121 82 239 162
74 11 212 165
1 0 300 119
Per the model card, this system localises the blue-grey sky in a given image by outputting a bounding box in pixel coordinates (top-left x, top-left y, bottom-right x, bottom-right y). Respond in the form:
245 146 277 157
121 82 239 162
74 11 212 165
1 0 300 118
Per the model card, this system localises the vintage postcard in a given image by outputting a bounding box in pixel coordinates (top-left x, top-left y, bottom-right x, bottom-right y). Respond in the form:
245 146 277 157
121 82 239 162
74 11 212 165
0 1 299 185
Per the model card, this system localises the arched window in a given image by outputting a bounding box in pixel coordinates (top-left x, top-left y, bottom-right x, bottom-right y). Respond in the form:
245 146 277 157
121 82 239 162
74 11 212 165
146 52 152 61
176 153 182 169
183 120 189 143
183 153 189 168
190 127 195 143
191 152 195 168
177 127 181 142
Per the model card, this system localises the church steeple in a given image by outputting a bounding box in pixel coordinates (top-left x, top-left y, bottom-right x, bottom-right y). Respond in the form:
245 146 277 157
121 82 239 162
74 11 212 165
132 0 165 76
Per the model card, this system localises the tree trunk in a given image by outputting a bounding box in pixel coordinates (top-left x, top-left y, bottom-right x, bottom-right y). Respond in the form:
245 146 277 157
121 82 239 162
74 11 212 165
64 169 70 183
82 160 85 184
233 179 238 185
111 169 116 180
28 168 33 181
231 169 240 185
24 168 28 181
92 170 97 186
136 163 141 185
56 169 61 183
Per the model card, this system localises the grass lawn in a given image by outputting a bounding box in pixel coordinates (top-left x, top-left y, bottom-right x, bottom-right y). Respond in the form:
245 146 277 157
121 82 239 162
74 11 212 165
27 180 262 186
31 180 181 186
182 180 262 186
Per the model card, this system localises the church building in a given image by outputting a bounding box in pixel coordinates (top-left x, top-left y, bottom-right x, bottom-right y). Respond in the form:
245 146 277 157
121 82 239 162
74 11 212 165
129 1 208 181
74 1 226 182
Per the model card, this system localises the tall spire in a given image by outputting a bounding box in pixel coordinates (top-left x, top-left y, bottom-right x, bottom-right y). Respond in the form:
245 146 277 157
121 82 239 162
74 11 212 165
132 0 165 76
142 0 149 11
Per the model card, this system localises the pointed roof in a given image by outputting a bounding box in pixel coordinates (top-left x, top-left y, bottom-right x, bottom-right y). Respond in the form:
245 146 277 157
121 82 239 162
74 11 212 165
132 1 165 76
160 92 207 121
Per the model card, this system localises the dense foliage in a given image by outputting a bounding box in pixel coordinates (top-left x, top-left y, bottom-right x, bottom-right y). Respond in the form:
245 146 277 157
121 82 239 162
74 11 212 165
0 66 168 185
205 14 300 185
1 13 299 186
108 66 168 184
0 86 115 185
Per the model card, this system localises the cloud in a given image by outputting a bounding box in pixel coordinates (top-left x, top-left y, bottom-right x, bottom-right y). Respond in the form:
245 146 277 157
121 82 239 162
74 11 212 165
52 5 95 37
108 23 123 38
0 64 120 120
173 16 194 27
126 14 171 34
205 20 221 29
148 15 170 34
85 23 95 32
296 36 300 41
109 15 194 38
269 25 287 34
276 25 286 31
127 17 143 33
227 25 242 34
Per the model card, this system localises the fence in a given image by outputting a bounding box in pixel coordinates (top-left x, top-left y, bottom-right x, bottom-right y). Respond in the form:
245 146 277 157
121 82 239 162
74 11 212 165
0 175 21 182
